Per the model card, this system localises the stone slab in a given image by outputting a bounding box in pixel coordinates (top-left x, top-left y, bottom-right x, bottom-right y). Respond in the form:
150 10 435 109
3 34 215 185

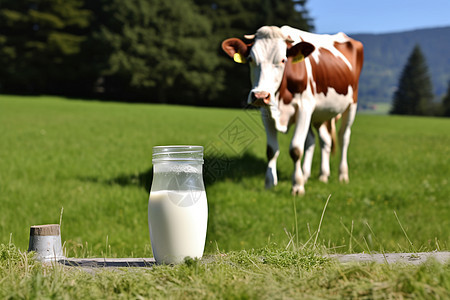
56 252 450 269
60 257 156 268
328 251 450 265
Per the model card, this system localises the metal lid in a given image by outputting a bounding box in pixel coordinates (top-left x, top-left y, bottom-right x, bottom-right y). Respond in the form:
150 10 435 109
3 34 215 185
152 145 203 163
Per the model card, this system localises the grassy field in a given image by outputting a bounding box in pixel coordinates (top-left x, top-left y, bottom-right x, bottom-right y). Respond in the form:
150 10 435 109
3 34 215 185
0 95 449 298
1 243 449 299
1 95 449 256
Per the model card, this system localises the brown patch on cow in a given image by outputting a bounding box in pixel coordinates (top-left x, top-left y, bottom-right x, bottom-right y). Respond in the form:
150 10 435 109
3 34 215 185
333 40 364 103
276 37 363 106
309 48 354 97
278 59 308 104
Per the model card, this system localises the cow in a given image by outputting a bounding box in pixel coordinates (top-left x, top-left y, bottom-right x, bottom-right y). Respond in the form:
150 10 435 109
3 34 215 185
221 26 364 195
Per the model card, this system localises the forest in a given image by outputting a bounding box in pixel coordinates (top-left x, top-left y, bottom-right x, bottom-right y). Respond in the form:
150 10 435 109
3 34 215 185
0 0 313 107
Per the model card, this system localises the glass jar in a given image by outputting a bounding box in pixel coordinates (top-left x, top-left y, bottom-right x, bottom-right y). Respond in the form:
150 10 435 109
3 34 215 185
148 145 208 264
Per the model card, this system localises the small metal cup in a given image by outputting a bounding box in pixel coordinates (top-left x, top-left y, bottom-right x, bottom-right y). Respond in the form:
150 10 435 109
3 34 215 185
28 224 65 262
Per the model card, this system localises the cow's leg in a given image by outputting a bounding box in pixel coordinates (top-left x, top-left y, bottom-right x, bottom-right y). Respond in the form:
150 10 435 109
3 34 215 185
302 126 315 182
290 101 314 195
338 103 357 183
261 109 279 189
317 122 333 183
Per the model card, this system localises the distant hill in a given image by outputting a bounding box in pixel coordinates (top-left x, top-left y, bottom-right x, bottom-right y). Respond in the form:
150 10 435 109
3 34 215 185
350 26 450 106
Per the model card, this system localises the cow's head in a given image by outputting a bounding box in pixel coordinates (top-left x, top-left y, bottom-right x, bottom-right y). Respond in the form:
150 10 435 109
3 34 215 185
222 26 315 106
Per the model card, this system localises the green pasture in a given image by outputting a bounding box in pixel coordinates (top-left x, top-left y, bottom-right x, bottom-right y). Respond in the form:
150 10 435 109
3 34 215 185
0 95 449 258
1 243 449 299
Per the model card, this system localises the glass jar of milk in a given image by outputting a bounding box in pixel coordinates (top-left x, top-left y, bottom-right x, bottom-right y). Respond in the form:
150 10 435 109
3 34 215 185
148 145 208 264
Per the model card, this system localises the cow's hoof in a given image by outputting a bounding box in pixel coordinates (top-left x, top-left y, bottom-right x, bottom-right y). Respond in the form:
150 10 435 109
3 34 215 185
339 174 349 183
265 169 278 189
265 179 277 189
265 183 275 189
319 175 329 183
291 185 305 196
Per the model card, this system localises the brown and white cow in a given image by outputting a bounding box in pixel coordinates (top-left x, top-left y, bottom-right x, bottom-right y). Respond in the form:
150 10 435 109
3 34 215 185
222 26 364 195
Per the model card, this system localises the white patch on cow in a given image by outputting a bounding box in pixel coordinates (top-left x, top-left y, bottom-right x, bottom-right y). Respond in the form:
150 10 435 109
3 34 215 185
248 28 288 106
261 108 280 188
317 123 332 182
339 102 357 182
278 101 296 129
304 58 316 91
281 26 353 71
311 86 354 124
268 99 297 133
267 105 286 132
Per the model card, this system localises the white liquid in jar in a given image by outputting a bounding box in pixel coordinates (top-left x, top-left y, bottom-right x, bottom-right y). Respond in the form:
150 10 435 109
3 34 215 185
148 190 208 264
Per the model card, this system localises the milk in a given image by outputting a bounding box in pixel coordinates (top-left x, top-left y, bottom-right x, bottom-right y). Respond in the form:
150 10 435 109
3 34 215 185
148 190 208 264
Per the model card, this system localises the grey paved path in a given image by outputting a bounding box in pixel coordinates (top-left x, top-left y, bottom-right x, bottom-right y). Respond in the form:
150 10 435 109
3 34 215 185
57 251 449 268
60 257 156 268
327 251 450 265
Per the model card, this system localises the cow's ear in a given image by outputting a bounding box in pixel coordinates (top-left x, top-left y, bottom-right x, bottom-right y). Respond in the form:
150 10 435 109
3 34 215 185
222 38 249 64
287 42 315 64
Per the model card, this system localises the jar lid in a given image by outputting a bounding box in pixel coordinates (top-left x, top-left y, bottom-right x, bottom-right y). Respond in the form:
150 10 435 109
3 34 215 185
152 145 203 163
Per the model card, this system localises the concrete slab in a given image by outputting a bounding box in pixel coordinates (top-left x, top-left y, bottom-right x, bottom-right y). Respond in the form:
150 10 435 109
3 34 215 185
56 252 449 269
60 257 156 268
328 251 450 265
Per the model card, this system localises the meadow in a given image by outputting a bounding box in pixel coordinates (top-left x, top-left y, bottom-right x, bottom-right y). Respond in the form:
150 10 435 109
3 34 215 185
0 95 449 298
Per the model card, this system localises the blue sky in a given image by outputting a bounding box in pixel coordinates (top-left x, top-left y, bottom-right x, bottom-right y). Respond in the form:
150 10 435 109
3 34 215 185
307 0 450 34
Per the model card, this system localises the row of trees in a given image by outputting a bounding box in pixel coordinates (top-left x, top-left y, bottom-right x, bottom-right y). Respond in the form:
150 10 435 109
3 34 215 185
391 45 450 117
0 0 313 107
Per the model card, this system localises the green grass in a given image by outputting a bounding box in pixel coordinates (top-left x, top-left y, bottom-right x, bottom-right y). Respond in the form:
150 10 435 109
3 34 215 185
1 95 449 298
1 243 449 299
1 95 449 256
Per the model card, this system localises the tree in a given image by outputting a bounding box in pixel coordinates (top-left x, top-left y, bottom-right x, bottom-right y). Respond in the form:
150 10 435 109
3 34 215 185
91 0 222 104
390 44 434 115
194 0 313 37
442 81 450 117
0 0 92 94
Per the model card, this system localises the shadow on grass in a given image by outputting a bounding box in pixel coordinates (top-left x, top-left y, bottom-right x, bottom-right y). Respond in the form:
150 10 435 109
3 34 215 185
81 152 267 191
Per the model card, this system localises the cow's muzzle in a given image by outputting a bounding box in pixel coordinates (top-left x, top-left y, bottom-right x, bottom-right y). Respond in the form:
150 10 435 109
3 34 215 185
251 91 271 106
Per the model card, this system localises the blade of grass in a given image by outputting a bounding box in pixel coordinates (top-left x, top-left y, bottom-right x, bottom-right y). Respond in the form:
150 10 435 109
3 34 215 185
393 210 416 253
349 220 354 253
284 228 295 250
59 207 64 227
292 195 299 249
314 194 331 249
362 236 372 254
